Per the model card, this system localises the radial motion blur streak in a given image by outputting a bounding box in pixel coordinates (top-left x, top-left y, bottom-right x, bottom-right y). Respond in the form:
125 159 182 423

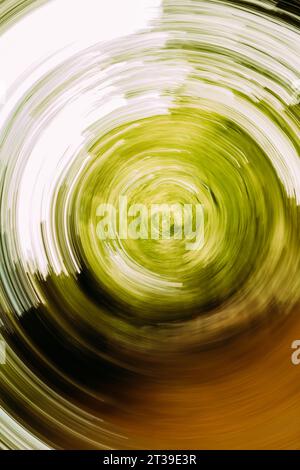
1 0 300 450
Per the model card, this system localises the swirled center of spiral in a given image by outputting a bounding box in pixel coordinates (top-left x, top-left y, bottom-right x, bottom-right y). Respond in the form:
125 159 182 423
73 109 289 326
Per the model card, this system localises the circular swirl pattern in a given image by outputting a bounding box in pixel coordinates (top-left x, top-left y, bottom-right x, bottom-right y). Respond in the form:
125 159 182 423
1 0 300 450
